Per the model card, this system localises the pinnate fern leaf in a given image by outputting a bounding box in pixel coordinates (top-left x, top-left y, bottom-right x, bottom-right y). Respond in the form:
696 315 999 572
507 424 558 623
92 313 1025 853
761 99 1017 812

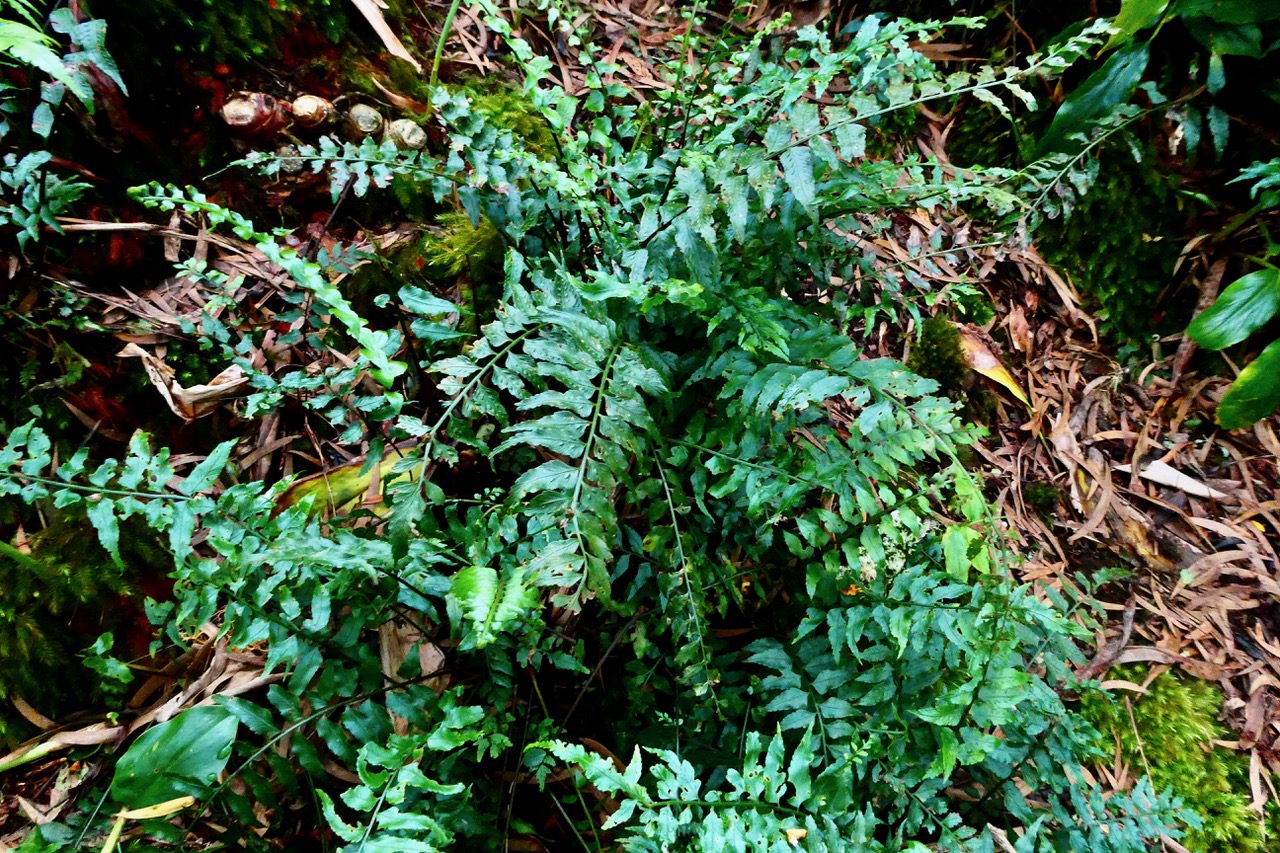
448 564 537 649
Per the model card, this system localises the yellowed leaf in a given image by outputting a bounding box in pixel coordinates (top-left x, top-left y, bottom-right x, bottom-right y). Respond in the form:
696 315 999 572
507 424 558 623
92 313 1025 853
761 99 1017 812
786 828 808 846
276 441 425 517
956 324 1030 407
118 796 196 820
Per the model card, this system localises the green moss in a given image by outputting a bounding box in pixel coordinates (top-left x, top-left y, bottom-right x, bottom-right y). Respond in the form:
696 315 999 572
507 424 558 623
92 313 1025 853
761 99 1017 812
1081 667 1277 852
341 211 503 332
442 77 557 158
422 211 503 280
906 315 1000 424
339 65 554 158
1039 150 1191 340
907 315 968 389
339 55 439 122
0 515 168 744
421 211 505 332
1022 480 1061 515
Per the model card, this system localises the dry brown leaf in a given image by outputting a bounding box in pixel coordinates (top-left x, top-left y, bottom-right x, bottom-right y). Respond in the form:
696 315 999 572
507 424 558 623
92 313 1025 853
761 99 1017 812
1069 452 1114 544
1100 679 1150 694
118 342 248 421
372 77 431 113
10 695 56 730
1007 305 1032 353
348 0 422 73
1113 646 1220 681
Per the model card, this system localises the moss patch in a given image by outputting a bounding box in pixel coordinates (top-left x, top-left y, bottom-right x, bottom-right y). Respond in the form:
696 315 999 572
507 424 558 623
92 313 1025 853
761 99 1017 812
1038 150 1191 340
1081 667 1277 852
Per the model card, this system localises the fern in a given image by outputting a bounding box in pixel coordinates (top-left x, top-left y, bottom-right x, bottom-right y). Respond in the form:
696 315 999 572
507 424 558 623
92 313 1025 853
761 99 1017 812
540 727 886 852
131 184 408 388
3 8 1199 853
448 564 537 649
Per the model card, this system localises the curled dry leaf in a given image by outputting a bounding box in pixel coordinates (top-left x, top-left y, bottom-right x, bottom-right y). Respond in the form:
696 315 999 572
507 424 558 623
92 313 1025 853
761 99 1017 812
1006 305 1032 353
118 343 249 421
1114 459 1234 501
372 77 431 113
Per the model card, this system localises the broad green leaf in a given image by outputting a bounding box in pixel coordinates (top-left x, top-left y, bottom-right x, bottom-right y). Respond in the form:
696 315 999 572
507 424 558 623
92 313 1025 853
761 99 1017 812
1216 337 1280 428
1104 0 1171 50
399 286 456 316
1187 268 1280 350
1184 16 1264 57
1038 40 1150 155
110 706 239 808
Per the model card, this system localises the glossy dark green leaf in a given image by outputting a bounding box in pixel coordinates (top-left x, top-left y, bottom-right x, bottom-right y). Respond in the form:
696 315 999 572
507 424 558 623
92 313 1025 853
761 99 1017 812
1173 0 1280 24
1187 268 1280 350
399 286 456 316
111 706 239 808
1184 16 1264 56
1105 0 1171 49
1217 338 1280 428
1038 41 1150 155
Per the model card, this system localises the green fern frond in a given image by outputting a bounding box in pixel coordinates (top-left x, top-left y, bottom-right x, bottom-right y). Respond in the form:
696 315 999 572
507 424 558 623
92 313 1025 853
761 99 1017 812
448 564 538 650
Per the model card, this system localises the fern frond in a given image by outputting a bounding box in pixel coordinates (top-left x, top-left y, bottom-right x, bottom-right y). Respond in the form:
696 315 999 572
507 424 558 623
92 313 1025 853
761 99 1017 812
448 564 537 650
